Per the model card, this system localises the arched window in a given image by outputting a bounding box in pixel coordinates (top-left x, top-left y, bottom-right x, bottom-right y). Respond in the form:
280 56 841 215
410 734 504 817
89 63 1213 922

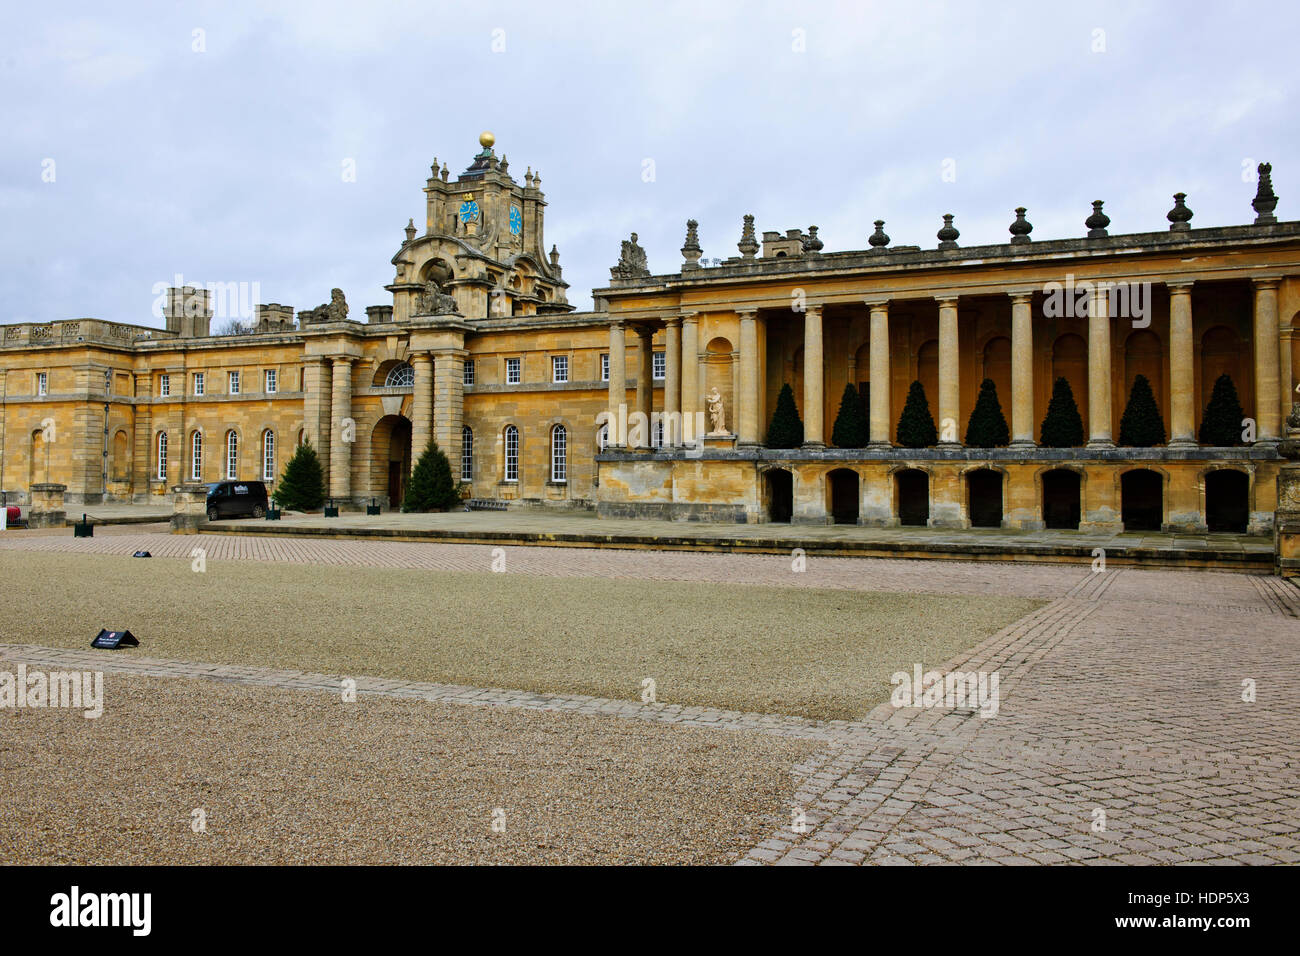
551 424 567 483
461 426 473 481
262 429 276 481
225 430 238 479
504 425 519 482
156 432 168 481
190 431 202 480
385 362 415 387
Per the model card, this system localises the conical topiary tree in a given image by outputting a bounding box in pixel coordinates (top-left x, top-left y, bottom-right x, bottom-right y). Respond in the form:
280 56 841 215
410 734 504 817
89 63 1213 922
402 441 459 512
896 380 938 448
1199 373 1247 446
964 378 1010 448
765 382 804 448
1039 377 1085 448
1118 374 1167 446
272 439 325 511
831 382 869 448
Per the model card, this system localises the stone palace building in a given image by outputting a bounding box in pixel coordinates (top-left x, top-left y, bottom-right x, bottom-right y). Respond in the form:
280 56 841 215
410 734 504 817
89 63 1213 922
2 133 1298 533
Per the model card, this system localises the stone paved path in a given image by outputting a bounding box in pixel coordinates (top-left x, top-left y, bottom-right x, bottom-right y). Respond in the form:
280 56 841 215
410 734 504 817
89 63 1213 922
2 529 1297 865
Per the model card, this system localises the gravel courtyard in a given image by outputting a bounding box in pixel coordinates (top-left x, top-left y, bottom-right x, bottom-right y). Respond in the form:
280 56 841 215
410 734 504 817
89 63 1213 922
0 550 1038 720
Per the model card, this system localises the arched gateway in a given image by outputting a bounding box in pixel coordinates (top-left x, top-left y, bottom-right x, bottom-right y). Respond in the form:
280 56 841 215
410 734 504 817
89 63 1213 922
371 415 412 509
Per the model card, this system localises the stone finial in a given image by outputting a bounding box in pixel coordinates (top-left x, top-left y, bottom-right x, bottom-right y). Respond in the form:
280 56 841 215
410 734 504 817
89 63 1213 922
525 167 533 188
936 214 960 250
868 220 890 251
681 219 703 270
802 225 824 253
1009 207 1032 244
533 171 541 188
1253 162 1278 224
499 155 509 175
441 166 449 182
404 218 417 242
549 244 561 272
1166 193 1193 232
430 159 440 179
737 214 759 258
1085 200 1110 238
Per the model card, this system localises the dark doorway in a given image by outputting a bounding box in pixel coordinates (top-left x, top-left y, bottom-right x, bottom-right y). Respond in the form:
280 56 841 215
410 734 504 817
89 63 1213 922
828 469 859 524
375 414 412 508
766 468 793 523
1121 469 1163 531
895 469 929 526
1205 470 1249 533
388 461 405 509
967 470 1003 528
1041 469 1082 530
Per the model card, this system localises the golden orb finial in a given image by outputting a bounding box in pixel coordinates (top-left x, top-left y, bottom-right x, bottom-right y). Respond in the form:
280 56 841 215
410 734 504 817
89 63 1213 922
479 131 495 149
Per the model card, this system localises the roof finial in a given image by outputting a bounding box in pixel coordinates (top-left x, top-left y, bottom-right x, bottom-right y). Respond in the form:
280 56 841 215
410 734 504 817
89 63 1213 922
737 214 758 259
1253 162 1278 225
1167 193 1193 232
479 131 495 150
1085 200 1110 239
1009 207 1032 244
936 214 960 250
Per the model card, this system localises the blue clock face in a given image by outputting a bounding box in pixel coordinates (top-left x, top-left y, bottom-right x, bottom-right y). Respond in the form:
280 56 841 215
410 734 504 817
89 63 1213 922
509 205 522 235
458 200 480 224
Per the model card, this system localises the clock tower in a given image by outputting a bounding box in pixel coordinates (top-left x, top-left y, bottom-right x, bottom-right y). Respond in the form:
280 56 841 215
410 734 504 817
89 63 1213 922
386 132 572 321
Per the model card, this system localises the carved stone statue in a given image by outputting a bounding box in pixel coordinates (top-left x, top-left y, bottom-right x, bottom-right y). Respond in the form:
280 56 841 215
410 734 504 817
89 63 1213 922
416 279 458 315
300 288 350 325
610 232 650 279
707 387 727 436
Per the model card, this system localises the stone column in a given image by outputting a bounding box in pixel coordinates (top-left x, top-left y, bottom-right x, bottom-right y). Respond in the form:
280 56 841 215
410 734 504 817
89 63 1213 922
607 320 626 447
1254 278 1282 442
1086 287 1114 447
680 314 699 444
1167 281 1196 447
303 359 331 468
433 349 466 465
802 306 825 447
664 318 681 445
635 327 654 448
937 297 960 444
410 352 433 462
330 357 353 501
737 310 760 446
1009 291 1035 447
867 299 891 447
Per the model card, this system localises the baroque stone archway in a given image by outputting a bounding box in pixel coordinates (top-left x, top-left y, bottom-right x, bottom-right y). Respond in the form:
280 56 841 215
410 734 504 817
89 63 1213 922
371 414 412 509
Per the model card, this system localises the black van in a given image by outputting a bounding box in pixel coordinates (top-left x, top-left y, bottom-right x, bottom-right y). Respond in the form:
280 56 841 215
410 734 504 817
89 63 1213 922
206 481 269 520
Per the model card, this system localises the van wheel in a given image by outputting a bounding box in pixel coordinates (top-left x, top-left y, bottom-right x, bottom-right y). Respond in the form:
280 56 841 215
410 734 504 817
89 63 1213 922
252 504 265 518
207 506 219 522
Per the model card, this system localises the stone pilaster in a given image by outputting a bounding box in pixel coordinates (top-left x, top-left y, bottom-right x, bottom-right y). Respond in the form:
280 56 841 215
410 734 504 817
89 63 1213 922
303 359 332 476
329 357 353 501
1254 278 1281 442
410 352 433 463
679 314 699 443
607 320 627 447
1167 281 1196 447
1085 287 1114 448
737 310 760 446
802 305 825 447
1009 291 1035 447
664 318 681 445
433 349 466 467
867 298 891 447
937 297 960 444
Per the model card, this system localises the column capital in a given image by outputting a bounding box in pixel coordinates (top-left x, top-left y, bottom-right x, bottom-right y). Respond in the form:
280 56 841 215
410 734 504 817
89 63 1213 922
1006 288 1035 303
678 310 699 324
735 308 758 320
802 303 823 316
935 295 960 308
863 295 890 310
1252 276 1283 290
1166 279 1195 293
664 316 682 329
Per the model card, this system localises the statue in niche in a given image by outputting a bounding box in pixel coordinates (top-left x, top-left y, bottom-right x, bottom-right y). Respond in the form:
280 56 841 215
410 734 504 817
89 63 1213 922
417 279 458 315
707 387 727 436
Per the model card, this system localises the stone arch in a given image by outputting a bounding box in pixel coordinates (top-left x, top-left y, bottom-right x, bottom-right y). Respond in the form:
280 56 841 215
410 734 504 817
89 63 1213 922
1199 325 1245 416
704 337 734 434
1039 466 1083 530
110 429 130 481
1203 466 1250 533
762 466 794 522
370 414 412 508
1120 466 1165 531
375 360 415 388
825 467 860 524
964 465 1005 528
981 335 1012 405
1052 333 1089 430
893 466 930 527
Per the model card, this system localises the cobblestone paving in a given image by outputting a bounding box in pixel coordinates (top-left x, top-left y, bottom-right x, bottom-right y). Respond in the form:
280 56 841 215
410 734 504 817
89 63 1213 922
2 529 1297 865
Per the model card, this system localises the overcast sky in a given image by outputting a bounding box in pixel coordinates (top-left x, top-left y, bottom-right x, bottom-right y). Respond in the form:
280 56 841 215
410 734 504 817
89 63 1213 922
2 0 1296 326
